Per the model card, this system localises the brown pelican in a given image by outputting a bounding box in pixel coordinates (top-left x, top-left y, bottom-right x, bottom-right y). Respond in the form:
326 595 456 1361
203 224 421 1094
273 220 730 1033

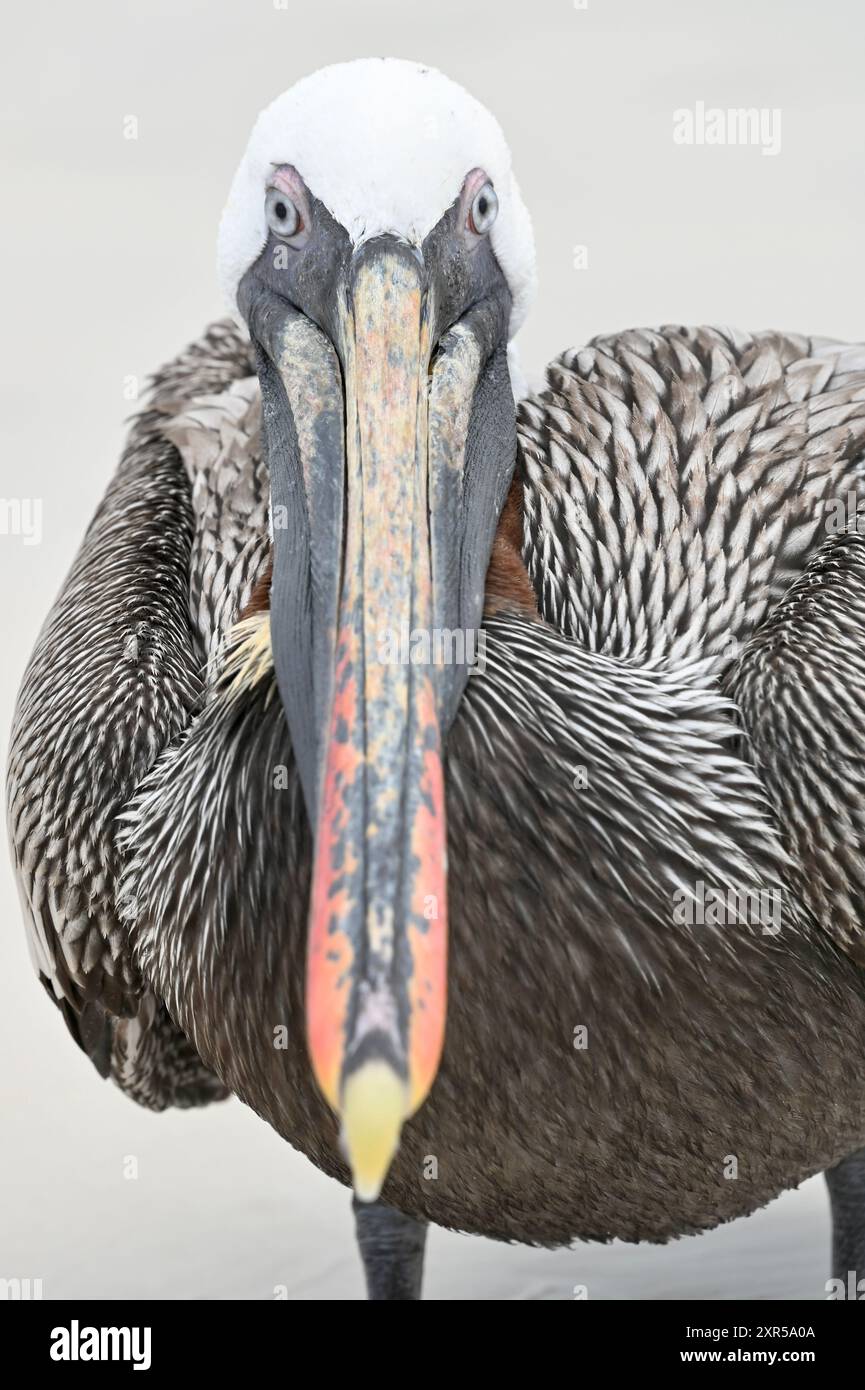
9 57 865 1302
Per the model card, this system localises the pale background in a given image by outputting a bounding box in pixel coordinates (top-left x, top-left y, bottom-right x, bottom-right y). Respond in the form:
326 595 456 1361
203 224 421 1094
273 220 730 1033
1 0 862 1299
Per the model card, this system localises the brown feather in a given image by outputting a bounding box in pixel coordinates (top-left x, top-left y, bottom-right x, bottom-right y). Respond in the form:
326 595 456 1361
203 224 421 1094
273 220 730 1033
484 475 538 616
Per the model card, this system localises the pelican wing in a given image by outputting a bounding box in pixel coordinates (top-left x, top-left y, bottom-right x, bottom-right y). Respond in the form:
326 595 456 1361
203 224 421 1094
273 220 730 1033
517 324 865 965
728 530 865 965
6 323 258 1108
518 325 865 667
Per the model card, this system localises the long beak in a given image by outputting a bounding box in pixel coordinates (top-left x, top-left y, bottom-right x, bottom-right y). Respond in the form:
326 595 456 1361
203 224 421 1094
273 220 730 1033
306 242 448 1200
248 238 511 1200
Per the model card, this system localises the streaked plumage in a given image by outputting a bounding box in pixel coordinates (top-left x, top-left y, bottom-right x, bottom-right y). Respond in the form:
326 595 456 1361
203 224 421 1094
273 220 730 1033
9 59 865 1295
10 318 865 1242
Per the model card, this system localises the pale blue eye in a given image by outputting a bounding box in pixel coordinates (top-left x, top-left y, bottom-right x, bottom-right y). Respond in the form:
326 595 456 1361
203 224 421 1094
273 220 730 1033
470 182 498 235
266 186 301 238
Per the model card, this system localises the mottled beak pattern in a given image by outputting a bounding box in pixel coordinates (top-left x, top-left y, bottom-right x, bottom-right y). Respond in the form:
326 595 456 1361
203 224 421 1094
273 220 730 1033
244 211 514 1200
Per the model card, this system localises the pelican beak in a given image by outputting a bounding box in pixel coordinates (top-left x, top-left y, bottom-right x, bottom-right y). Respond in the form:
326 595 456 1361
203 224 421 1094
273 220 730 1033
307 242 446 1200
245 234 513 1200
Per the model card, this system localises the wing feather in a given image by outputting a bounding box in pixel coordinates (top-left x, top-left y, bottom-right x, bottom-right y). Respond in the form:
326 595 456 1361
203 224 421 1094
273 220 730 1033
6 320 256 1107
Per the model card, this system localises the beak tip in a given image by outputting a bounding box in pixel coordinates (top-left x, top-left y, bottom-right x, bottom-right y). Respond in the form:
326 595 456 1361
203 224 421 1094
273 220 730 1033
352 1178 386 1206
340 1059 408 1202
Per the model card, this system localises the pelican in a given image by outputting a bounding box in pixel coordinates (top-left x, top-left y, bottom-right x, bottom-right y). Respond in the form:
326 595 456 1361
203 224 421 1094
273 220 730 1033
9 57 865 1302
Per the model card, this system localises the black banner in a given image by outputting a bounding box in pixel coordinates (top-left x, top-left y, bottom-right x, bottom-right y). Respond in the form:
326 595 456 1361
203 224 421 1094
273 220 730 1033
2 1298 860 1372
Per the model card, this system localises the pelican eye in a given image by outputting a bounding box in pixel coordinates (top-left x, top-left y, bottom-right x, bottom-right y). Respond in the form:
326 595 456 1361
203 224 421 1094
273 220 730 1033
468 182 498 236
266 186 302 239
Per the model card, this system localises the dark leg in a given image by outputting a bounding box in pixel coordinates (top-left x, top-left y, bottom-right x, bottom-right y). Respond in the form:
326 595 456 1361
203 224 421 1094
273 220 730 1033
825 1146 865 1289
352 1198 428 1300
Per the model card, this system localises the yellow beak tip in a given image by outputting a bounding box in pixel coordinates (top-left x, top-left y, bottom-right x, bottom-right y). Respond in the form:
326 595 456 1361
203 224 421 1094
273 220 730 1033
340 1060 408 1202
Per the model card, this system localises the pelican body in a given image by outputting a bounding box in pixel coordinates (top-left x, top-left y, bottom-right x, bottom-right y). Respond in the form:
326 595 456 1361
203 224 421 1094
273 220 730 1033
9 59 865 1298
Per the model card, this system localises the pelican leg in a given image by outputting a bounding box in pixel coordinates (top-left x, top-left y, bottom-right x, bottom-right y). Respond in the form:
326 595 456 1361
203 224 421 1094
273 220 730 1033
825 1146 865 1290
352 1198 428 1300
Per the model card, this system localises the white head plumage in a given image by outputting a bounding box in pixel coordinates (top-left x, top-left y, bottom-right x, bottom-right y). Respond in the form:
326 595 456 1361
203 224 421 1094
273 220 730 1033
217 58 537 338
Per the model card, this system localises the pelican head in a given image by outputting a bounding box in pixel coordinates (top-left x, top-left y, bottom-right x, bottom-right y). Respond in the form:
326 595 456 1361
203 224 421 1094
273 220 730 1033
217 58 536 1200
